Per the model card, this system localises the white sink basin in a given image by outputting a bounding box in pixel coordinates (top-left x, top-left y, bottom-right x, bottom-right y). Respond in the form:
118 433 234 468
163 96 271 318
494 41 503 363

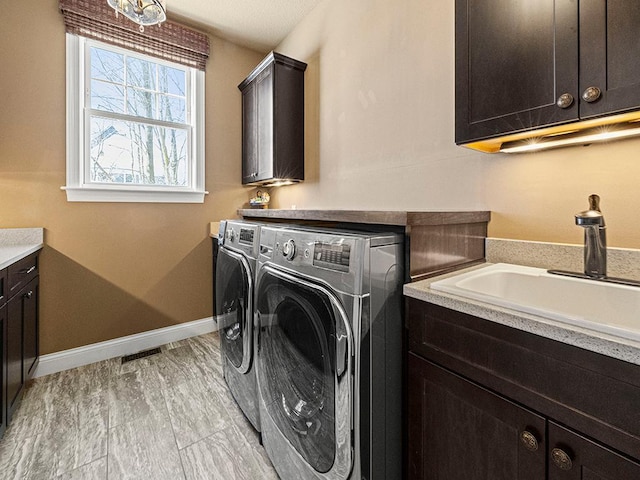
431 263 640 342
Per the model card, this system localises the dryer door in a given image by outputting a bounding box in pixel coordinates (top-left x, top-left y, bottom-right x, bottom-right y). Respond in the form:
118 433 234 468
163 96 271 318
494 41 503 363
215 248 253 374
256 265 353 478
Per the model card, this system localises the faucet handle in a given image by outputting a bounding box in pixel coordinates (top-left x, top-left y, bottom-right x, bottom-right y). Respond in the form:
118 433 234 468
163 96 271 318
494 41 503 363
576 194 605 226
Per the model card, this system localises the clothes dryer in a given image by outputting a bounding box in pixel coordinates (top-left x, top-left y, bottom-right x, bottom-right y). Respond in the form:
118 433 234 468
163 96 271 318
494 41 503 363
255 225 404 479
215 220 261 431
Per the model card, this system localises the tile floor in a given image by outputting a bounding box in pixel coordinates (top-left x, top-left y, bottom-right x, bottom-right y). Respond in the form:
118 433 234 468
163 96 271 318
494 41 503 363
0 332 280 480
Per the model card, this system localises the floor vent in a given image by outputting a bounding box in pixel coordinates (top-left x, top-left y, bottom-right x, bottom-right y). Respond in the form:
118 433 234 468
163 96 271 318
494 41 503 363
121 347 162 364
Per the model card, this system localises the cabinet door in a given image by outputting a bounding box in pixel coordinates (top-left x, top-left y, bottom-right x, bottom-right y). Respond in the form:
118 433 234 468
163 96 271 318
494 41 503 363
242 81 259 184
579 1 640 119
255 65 274 182
548 422 640 480
6 294 23 423
455 0 579 144
0 268 6 305
0 303 7 438
241 66 274 184
407 353 545 480
22 277 39 380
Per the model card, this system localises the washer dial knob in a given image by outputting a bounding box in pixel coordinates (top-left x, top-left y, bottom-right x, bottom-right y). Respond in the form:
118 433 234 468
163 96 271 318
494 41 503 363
282 239 296 261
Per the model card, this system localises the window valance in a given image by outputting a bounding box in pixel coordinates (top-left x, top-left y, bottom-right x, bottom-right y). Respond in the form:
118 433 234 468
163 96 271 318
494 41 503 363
59 0 209 70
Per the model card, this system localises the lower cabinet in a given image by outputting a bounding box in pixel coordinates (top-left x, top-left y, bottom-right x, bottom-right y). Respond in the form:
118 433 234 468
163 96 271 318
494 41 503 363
408 354 545 480
22 276 39 380
547 422 640 480
2 251 40 436
0 303 7 439
6 293 23 424
406 297 640 480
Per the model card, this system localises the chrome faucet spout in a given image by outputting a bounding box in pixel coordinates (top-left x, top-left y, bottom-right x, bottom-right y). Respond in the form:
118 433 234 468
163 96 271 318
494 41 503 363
575 194 606 278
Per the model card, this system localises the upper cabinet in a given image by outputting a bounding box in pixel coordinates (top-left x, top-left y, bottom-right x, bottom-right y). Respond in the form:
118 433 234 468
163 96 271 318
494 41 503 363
239 52 307 186
579 1 640 118
456 0 640 152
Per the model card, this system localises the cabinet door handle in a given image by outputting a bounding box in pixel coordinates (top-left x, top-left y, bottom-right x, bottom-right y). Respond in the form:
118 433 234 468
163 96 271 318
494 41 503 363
556 93 574 109
582 86 602 103
21 266 36 275
520 431 539 451
551 448 573 470
23 290 33 299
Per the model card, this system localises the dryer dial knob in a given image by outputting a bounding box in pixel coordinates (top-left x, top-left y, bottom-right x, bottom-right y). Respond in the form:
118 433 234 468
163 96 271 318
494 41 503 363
282 239 296 260
226 228 235 242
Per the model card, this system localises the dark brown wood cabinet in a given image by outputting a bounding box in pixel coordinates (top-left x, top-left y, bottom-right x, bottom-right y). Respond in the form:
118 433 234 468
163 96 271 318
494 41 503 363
238 52 306 186
6 291 23 424
0 302 7 439
3 251 40 430
22 276 39 381
456 0 640 145
406 297 640 480
548 422 640 480
408 354 545 480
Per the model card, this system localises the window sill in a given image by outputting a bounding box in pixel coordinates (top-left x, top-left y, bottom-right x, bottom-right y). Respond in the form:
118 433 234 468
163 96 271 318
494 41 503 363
61 186 208 203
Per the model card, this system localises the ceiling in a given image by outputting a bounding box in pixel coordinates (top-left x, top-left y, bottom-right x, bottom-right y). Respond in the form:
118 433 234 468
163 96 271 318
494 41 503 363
167 0 323 52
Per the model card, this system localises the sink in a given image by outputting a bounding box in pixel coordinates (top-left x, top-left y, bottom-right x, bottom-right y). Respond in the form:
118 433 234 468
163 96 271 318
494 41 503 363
430 263 640 342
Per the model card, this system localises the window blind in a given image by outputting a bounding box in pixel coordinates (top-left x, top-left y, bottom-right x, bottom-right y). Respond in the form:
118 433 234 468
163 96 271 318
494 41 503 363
59 0 209 70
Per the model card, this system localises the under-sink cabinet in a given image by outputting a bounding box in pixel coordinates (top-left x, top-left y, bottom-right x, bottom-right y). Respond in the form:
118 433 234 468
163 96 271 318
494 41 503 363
0 300 6 438
406 297 640 480
1 251 40 438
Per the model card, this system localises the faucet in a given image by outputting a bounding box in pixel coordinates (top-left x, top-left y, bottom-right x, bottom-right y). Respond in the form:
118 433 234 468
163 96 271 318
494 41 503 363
549 196 640 287
575 194 606 278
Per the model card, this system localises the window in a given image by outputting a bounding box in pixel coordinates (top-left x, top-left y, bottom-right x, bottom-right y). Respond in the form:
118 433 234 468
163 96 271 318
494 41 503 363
64 34 206 202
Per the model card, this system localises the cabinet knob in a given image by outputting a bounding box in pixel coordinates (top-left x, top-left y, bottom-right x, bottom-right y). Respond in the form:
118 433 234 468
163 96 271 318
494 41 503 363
551 448 573 470
24 290 33 299
556 93 574 109
520 431 539 451
582 86 602 103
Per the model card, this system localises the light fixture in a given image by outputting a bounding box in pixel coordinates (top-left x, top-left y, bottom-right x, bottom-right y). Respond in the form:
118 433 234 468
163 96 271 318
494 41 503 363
461 110 640 153
500 121 640 153
107 0 166 32
261 179 298 188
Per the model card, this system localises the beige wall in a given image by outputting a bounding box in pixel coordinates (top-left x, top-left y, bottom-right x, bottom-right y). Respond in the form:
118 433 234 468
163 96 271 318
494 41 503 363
274 0 640 249
0 2 263 354
4 1 640 354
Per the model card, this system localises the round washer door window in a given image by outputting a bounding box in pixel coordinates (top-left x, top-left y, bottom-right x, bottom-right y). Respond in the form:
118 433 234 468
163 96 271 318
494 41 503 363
257 269 345 474
215 248 251 371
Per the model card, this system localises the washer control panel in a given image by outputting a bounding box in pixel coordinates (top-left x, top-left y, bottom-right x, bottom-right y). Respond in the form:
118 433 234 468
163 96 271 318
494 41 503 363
266 227 360 275
239 228 255 245
313 241 351 272
221 221 260 258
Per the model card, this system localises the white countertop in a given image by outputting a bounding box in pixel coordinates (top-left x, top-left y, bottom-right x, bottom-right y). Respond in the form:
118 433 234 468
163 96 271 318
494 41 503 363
404 263 640 366
0 228 44 270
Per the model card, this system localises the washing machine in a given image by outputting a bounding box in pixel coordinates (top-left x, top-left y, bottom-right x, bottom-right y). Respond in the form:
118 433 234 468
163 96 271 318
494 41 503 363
215 220 261 431
255 225 404 480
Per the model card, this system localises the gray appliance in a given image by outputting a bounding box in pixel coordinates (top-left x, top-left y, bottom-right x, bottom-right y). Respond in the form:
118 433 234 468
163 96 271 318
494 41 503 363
215 220 261 431
255 225 404 480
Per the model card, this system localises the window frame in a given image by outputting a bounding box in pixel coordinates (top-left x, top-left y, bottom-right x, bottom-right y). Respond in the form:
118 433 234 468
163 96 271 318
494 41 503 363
64 33 206 203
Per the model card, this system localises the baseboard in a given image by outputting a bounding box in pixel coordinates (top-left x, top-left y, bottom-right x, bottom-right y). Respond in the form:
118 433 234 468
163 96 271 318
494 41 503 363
34 316 217 378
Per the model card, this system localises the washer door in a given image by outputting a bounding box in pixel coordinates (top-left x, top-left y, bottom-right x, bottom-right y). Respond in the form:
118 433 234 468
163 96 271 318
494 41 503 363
257 265 352 476
215 247 253 374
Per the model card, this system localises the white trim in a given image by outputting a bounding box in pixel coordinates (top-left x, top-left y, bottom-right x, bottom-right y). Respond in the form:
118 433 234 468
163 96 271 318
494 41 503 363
34 316 217 378
61 186 208 203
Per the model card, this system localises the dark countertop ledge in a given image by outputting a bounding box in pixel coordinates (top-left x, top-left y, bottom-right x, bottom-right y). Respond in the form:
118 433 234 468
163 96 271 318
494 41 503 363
238 209 491 227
